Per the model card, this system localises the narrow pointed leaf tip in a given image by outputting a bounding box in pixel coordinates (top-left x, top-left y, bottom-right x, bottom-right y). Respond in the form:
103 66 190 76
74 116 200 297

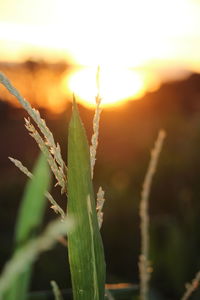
72 93 76 105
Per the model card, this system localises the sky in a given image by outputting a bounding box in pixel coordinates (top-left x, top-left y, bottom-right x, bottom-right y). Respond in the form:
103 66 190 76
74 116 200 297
0 0 200 70
0 0 200 107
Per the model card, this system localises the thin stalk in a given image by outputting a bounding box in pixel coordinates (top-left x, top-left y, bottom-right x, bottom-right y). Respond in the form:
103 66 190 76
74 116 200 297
181 271 200 300
139 130 166 300
9 157 65 219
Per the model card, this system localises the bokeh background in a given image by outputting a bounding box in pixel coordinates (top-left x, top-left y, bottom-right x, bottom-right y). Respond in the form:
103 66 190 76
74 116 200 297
1 1 200 299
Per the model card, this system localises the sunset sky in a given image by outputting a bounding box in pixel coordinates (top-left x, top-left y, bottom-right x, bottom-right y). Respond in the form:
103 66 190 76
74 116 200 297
0 0 200 107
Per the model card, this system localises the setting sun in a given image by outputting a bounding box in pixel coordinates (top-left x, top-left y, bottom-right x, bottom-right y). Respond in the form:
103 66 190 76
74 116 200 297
64 67 145 108
0 0 200 110
1 0 200 72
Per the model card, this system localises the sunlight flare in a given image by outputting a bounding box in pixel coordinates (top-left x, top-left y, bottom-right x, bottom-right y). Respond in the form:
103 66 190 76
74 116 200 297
64 67 146 108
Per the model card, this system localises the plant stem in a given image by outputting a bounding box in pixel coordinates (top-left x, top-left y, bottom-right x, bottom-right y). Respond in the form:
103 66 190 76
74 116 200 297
139 130 166 300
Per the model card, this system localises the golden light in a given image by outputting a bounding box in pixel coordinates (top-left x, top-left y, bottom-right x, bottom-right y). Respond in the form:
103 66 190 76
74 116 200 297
65 67 146 108
0 0 200 111
1 0 200 72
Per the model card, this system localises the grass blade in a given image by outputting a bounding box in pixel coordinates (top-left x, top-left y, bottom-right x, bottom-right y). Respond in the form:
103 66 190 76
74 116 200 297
67 100 106 300
0 218 72 300
4 153 51 300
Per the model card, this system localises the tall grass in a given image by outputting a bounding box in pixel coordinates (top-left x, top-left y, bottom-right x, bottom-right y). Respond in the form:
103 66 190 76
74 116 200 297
1 71 199 300
0 72 106 300
0 151 72 299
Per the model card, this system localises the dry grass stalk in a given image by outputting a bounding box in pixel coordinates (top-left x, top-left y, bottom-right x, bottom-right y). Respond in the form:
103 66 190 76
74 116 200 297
90 66 102 179
25 118 66 193
8 157 33 179
96 186 105 229
181 271 200 300
9 156 65 219
139 129 166 300
45 192 65 220
0 72 67 193
89 67 106 229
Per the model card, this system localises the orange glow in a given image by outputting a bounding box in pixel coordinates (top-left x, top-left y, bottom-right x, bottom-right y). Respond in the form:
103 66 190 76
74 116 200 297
0 0 200 74
63 67 146 108
0 1 200 111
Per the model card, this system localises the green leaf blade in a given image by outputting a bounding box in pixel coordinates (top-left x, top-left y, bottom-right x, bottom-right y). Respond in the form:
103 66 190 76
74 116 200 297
5 153 51 300
67 101 106 300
